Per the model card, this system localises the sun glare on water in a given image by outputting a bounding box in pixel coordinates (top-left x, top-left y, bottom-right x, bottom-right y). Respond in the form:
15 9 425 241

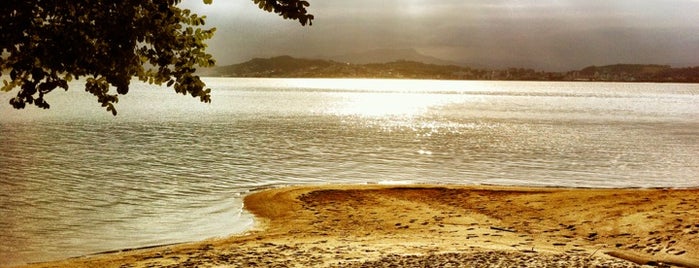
330 92 439 117
285 78 466 117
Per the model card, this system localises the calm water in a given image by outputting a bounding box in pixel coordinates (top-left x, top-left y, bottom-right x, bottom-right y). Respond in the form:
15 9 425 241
1 78 698 266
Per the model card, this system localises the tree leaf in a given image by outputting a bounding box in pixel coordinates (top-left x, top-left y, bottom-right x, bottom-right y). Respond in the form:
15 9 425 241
2 0 311 115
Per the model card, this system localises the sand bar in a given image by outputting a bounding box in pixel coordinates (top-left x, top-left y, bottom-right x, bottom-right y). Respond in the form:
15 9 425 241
19 184 699 267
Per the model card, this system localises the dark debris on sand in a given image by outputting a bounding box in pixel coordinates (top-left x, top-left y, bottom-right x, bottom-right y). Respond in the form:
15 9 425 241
341 251 642 268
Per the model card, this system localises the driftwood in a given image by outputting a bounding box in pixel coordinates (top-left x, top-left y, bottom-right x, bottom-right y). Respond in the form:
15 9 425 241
489 226 517 233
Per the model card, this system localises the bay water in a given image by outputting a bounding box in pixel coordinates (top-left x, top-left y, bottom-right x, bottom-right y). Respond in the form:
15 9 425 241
1 78 698 266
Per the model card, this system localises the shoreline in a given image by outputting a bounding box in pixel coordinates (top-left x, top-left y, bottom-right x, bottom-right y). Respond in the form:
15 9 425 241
18 184 699 267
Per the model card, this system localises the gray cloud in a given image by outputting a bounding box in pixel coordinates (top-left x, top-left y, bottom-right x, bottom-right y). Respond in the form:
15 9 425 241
184 0 699 70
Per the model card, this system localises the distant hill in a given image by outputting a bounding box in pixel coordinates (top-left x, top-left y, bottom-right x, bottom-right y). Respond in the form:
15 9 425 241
200 56 338 77
200 56 479 79
200 56 699 83
579 64 671 75
571 64 699 82
326 48 461 66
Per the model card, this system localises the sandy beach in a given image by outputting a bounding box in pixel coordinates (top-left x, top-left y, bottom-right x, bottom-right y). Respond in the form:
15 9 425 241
19 185 699 267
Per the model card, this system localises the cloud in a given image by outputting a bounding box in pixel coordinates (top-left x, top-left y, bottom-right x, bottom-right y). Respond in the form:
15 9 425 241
187 0 699 70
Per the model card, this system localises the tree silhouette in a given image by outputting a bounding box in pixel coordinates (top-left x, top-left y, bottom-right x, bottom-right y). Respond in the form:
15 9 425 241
0 0 313 115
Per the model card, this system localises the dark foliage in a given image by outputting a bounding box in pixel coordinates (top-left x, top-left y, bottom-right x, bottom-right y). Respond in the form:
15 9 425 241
0 0 313 115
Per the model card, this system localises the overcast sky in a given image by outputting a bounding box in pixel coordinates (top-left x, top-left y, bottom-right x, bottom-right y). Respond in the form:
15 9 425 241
183 0 699 71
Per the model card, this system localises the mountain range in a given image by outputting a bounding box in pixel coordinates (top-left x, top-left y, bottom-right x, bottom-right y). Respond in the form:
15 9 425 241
199 51 699 83
321 48 462 67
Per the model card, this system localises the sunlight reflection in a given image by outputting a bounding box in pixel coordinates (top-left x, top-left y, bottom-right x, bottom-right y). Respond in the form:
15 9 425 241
298 78 462 117
284 78 472 92
330 92 438 117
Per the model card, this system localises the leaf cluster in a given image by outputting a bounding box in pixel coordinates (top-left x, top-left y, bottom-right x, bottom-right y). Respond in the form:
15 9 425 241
0 0 220 115
1 0 313 115
253 0 314 26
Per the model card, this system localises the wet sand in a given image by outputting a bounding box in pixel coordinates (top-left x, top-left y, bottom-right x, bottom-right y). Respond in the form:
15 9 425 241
20 185 699 267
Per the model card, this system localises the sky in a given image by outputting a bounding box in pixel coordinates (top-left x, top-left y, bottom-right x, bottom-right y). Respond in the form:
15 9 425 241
182 0 699 71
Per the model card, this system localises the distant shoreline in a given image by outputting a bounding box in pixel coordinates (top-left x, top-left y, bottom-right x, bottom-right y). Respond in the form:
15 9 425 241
21 184 699 267
199 56 699 83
